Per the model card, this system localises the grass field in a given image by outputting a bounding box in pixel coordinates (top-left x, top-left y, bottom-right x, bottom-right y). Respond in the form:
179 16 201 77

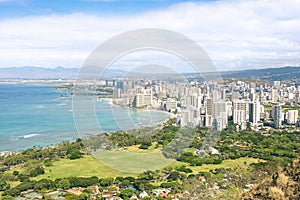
171 157 264 173
94 149 175 173
33 152 263 180
33 155 136 181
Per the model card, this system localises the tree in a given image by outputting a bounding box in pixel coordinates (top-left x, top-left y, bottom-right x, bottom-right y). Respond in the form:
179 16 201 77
120 188 134 199
168 171 181 181
57 179 71 190
139 171 154 180
34 179 54 191
68 149 82 160
29 166 45 177
12 171 19 176
124 176 135 182
121 179 130 186
114 176 124 184
4 187 21 197
175 165 192 173
100 177 114 187
68 177 99 187
138 183 145 191
18 174 30 182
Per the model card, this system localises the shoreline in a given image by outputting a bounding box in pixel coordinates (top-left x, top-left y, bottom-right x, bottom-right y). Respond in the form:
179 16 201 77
0 83 175 155
98 97 176 118
0 102 175 155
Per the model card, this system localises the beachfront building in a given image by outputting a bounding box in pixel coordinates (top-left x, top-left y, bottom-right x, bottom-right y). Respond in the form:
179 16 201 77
164 98 178 112
131 89 153 108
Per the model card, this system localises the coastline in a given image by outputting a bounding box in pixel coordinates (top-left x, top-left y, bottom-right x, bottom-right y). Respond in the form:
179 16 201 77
0 83 175 155
98 97 176 118
97 97 176 129
0 118 172 156
0 99 175 155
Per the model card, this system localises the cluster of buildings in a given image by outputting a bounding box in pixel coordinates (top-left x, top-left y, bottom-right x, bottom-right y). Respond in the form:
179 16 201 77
104 79 299 131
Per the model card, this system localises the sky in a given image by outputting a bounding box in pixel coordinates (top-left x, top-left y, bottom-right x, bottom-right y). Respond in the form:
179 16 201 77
0 0 300 71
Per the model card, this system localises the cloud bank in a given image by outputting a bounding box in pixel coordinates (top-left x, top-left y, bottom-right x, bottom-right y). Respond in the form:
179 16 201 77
0 0 299 71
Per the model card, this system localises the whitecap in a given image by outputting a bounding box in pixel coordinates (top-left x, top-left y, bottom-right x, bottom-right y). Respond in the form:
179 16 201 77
35 105 45 108
22 134 40 139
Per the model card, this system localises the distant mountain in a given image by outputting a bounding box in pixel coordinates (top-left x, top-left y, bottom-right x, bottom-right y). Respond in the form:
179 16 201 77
0 66 125 79
0 66 299 81
0 66 78 79
220 66 300 82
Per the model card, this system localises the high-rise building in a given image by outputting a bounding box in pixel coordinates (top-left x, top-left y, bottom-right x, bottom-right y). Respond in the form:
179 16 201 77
249 99 261 125
131 88 153 108
206 98 213 116
249 88 256 101
165 98 177 111
213 101 227 131
233 100 249 130
273 105 282 128
287 110 298 124
177 109 189 127
112 88 122 98
271 88 278 103
231 92 239 101
117 81 125 90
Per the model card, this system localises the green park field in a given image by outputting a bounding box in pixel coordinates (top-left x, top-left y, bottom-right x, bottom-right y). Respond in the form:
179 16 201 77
33 155 135 180
33 147 262 181
185 157 263 173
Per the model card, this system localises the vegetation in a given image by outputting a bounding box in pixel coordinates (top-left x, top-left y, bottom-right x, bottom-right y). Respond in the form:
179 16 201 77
243 159 300 200
0 118 299 199
94 149 174 173
216 127 300 165
33 155 134 180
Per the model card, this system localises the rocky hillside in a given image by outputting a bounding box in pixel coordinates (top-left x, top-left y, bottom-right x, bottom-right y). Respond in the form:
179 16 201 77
243 159 300 200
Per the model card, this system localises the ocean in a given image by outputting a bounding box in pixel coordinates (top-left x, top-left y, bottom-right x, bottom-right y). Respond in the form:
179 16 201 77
0 82 170 152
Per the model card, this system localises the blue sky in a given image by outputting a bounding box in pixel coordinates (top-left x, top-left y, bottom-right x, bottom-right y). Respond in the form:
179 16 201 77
0 0 299 71
0 0 212 18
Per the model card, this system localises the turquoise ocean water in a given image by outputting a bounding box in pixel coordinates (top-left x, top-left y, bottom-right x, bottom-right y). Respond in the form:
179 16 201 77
0 83 170 152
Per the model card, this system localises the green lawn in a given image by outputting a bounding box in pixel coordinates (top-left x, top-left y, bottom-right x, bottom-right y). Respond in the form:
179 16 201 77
171 157 264 173
34 149 175 180
33 152 263 181
94 149 175 173
33 155 136 181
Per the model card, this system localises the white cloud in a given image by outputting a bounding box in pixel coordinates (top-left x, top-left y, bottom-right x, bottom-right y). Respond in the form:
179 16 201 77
0 0 300 71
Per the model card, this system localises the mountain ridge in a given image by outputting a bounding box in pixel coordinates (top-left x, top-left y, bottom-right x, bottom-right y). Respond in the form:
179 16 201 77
0 66 299 81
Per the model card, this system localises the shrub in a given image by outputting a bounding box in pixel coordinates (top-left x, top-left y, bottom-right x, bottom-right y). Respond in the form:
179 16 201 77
139 144 150 150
